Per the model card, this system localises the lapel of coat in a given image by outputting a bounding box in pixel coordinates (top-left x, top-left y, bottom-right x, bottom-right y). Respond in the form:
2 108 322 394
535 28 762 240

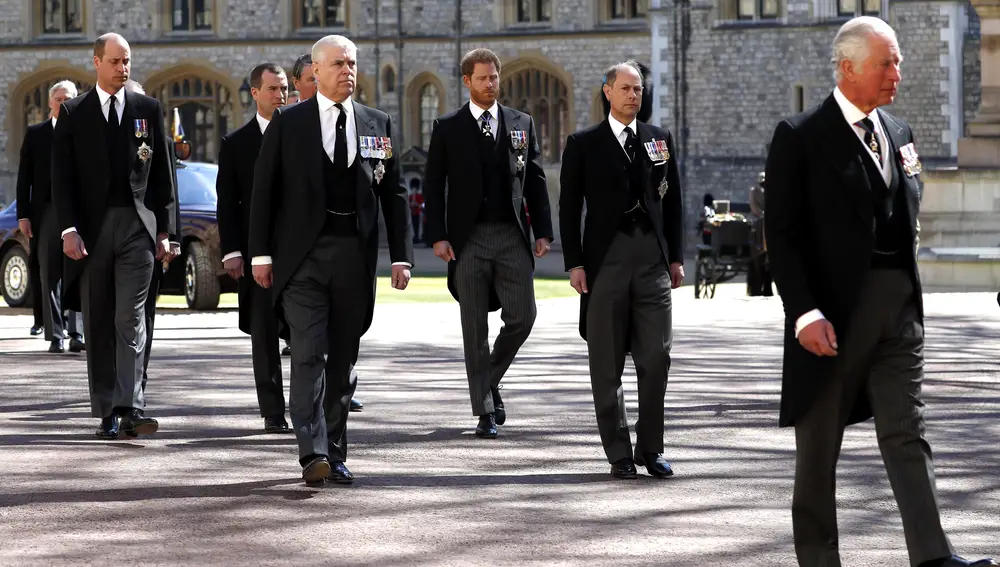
599 120 628 191
121 89 139 168
85 89 111 178
300 97 325 196
877 109 920 233
461 102 486 179
352 100 378 202
815 94 874 225
499 105 523 187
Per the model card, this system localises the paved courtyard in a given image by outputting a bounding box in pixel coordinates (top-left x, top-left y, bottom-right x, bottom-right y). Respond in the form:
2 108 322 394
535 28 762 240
0 284 997 566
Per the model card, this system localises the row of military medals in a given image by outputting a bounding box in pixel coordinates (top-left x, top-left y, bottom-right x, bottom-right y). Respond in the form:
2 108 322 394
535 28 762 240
360 136 392 183
644 139 670 197
135 119 152 163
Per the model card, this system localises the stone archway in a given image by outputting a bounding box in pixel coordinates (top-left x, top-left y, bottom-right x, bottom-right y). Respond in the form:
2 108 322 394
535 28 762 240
498 56 574 163
6 62 93 164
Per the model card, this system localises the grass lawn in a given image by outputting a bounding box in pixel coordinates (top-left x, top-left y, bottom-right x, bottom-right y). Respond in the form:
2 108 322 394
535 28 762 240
154 276 576 308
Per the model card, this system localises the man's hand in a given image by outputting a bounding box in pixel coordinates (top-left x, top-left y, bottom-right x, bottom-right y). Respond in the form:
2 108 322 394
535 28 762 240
253 264 273 289
669 262 685 289
433 240 456 262
799 319 839 357
534 238 551 258
154 232 170 261
224 257 244 280
63 232 87 260
17 219 32 239
569 267 588 295
167 242 181 263
391 265 411 290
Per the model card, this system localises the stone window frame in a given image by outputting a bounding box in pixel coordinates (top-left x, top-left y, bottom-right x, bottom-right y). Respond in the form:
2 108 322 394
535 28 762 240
500 0 554 28
7 64 92 165
354 73 374 106
34 0 89 39
293 0 349 31
599 0 649 22
162 0 218 36
406 72 448 150
835 0 881 18
812 0 884 21
717 0 782 22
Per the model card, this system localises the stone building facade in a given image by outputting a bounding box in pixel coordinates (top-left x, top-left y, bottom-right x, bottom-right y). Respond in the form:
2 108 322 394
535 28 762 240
0 0 654 244
649 0 982 246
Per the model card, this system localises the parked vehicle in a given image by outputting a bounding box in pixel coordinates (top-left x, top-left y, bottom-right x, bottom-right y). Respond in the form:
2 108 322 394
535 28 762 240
0 160 232 310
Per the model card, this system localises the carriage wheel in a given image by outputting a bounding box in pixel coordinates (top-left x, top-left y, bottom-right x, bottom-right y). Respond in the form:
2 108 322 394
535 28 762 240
695 257 713 299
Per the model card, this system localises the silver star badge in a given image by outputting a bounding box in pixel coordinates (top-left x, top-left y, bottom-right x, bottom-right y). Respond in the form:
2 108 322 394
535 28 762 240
658 178 668 198
374 160 385 183
136 142 152 163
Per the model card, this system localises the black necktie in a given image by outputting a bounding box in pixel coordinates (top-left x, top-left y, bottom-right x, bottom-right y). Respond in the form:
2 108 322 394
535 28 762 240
334 102 347 167
624 126 637 162
481 111 492 138
106 96 118 165
858 117 882 165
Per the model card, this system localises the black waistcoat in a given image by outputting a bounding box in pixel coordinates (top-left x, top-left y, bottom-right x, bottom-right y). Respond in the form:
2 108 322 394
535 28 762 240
105 111 133 207
320 146 359 235
860 146 910 265
476 114 517 225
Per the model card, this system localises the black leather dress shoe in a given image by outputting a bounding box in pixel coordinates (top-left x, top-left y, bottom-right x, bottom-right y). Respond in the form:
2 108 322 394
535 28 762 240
349 398 363 412
475 414 498 438
611 458 638 479
281 345 291 356
30 325 42 336
48 340 64 353
263 416 289 433
326 462 355 485
95 415 119 440
634 453 674 478
302 455 331 486
919 557 999 567
68 337 85 353
120 409 158 437
491 386 505 425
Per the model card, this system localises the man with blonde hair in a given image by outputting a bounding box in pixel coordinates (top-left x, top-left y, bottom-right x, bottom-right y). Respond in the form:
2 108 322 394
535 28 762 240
765 16 996 567
16 79 84 354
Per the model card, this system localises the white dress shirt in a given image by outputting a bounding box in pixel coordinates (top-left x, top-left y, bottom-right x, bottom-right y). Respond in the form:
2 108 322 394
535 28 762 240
794 88 894 338
221 113 272 265
469 100 499 139
318 91 357 166
61 86 127 240
608 113 639 160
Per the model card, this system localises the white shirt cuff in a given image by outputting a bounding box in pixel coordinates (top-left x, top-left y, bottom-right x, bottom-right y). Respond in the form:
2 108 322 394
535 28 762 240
568 266 584 271
795 309 825 338
391 262 412 268
222 251 242 263
17 218 28 222
251 256 272 265
61 227 77 238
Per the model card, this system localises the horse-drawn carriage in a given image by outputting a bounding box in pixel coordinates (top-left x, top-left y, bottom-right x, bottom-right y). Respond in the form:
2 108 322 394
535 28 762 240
694 200 767 299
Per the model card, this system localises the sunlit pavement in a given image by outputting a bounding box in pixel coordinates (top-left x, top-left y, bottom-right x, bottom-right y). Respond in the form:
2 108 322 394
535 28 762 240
0 285 997 566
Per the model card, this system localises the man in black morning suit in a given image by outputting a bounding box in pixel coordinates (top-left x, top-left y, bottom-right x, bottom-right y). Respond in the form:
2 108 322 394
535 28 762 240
765 17 996 567
52 33 176 440
559 61 684 480
217 62 290 434
16 80 85 354
249 35 413 485
423 48 553 438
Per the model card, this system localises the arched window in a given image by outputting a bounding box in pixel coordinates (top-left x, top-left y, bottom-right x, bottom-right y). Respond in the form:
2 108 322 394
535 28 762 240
499 66 570 163
150 75 234 163
418 83 439 149
383 66 396 93
22 78 92 130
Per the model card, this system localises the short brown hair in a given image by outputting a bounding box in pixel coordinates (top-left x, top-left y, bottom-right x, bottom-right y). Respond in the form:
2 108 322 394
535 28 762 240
250 63 286 89
461 48 501 78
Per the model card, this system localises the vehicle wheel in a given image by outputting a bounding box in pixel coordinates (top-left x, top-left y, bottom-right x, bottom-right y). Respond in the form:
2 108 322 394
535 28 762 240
184 241 220 310
695 256 714 300
1 245 31 308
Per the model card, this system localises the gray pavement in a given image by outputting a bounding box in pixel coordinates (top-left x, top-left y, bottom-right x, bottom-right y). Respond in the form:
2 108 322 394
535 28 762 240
0 286 997 566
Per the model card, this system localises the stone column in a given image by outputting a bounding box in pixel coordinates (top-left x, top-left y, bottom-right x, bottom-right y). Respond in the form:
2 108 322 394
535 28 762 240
959 0 1000 166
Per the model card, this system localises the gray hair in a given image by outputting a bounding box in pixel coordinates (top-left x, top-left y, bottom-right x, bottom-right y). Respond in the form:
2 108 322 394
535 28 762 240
311 35 357 63
48 80 78 100
124 79 145 94
603 60 642 88
831 16 897 82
